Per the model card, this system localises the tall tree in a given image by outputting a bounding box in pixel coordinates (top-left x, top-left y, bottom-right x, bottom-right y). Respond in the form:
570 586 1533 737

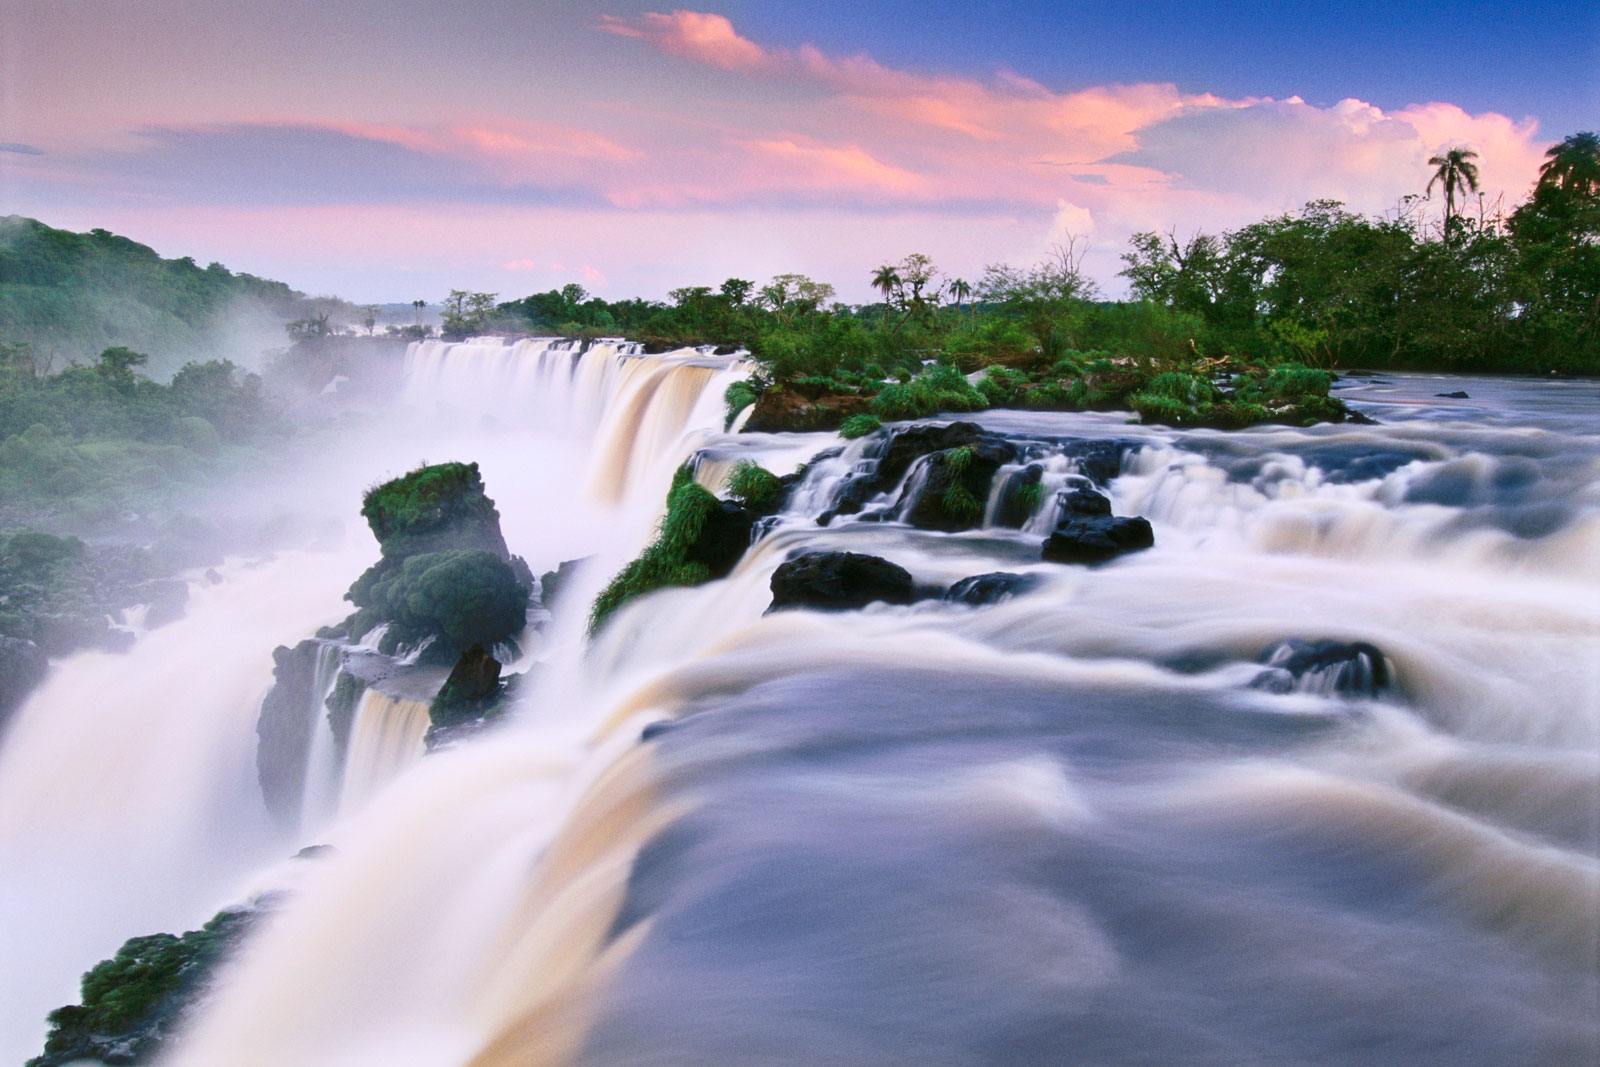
870 264 902 308
1537 131 1600 196
1427 146 1481 243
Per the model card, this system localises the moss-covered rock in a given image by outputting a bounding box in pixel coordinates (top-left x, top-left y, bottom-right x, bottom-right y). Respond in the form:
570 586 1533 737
28 907 260 1067
359 461 509 561
342 462 530 654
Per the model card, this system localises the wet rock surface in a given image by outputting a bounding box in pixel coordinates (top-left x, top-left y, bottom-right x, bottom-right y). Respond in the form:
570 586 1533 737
1042 515 1154 564
944 571 1040 606
1251 639 1392 698
255 638 329 831
769 551 915 612
0 636 49 733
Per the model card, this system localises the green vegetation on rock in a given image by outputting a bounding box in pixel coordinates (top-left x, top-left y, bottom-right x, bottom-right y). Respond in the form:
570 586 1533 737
348 549 529 651
589 466 721 634
359 461 508 560
839 413 883 439
725 460 782 512
28 908 258 1067
342 462 528 655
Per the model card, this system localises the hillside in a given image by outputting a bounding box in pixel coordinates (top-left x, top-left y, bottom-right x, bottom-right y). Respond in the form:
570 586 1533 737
0 216 314 378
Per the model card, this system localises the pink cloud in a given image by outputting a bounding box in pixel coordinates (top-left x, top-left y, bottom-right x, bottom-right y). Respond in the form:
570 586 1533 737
596 10 769 71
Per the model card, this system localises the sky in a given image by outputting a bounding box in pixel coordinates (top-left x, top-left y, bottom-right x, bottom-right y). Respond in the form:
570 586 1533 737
2 0 1595 303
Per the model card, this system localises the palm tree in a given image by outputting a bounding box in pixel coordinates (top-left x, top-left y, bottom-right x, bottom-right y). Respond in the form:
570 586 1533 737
870 264 901 307
1537 131 1600 197
1427 146 1481 242
947 278 972 316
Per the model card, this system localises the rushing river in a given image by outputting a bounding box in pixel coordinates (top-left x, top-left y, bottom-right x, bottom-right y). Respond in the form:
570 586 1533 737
3 344 1596 1065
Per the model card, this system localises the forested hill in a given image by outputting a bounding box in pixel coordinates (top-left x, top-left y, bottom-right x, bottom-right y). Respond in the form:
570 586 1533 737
0 216 315 378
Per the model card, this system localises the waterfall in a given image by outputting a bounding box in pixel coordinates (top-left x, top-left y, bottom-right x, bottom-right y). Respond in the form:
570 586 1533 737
0 548 368 1061
337 692 433 813
15 365 1598 1066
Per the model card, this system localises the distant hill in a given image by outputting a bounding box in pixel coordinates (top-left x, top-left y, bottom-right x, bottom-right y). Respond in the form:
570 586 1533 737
0 216 321 378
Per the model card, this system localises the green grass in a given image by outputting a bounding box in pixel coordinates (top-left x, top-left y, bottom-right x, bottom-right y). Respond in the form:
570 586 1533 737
838 413 882 438
723 379 762 429
589 466 719 634
726 460 782 511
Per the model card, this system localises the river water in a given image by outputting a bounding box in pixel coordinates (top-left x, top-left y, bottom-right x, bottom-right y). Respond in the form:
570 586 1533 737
3 346 1595 1065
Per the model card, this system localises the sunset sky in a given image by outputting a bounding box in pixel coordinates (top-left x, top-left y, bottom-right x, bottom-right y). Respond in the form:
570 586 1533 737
3 0 1594 303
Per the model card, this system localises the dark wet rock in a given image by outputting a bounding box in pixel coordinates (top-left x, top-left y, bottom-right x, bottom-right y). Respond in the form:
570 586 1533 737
0 636 48 733
874 422 992 487
769 551 915 612
900 440 1012 532
944 571 1040 606
641 719 675 741
204 568 223 584
429 643 502 728
1060 487 1113 516
293 844 337 860
1345 408 1379 425
991 465 1044 528
1042 516 1154 565
684 501 757 579
28 906 262 1067
817 475 883 523
255 639 328 831
425 666 532 750
324 669 367 756
1436 391 1471 399
1055 439 1127 486
1252 639 1391 698
138 579 189 629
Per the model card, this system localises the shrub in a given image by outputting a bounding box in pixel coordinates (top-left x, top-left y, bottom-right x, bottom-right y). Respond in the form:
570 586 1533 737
838 413 882 439
723 379 762 429
589 467 720 633
726 460 782 511
350 549 528 649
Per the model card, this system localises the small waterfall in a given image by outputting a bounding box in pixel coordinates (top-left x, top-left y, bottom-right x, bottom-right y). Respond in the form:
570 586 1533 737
337 691 433 813
401 338 750 509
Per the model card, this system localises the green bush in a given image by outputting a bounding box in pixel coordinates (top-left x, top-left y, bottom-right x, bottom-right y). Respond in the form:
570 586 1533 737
350 549 528 649
723 379 762 428
726 460 781 511
838 413 882 439
589 466 720 633
30 908 257 1067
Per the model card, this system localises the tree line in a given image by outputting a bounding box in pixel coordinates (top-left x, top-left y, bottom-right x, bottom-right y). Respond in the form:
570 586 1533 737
444 131 1596 378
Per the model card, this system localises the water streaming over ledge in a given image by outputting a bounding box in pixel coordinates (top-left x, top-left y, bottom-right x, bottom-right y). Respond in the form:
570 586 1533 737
6 350 1598 1065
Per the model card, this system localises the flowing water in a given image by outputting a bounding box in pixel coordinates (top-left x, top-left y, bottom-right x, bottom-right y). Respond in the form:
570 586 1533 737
3 349 1596 1065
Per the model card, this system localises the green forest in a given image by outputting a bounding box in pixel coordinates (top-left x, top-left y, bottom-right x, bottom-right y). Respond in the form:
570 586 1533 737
0 215 325 377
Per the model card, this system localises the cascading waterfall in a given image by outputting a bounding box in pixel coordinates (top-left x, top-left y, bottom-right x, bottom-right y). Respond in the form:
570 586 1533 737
0 548 370 1060
336 692 434 813
11 360 1598 1066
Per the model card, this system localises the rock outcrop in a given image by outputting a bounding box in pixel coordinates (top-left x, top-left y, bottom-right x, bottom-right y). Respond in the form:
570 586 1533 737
0 636 48 733
944 571 1039 606
769 551 915 612
1251 639 1392 698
